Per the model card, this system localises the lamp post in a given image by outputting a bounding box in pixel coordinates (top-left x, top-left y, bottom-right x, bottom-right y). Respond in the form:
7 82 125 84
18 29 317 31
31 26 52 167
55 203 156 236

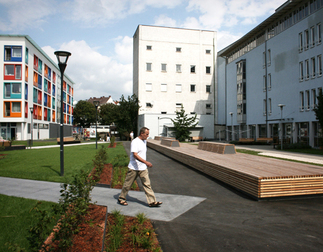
29 107 33 148
229 112 233 141
54 51 71 176
278 104 285 150
93 101 100 149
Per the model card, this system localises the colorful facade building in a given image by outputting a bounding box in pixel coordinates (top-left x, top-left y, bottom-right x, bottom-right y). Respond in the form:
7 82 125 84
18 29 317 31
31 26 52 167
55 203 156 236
0 35 74 141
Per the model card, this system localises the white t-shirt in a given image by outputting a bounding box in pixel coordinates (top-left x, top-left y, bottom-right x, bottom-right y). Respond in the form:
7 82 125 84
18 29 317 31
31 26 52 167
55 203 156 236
128 137 147 170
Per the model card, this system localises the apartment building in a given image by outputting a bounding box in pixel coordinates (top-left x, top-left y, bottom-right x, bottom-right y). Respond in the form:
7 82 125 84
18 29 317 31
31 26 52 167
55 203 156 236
133 25 217 139
0 35 74 141
218 0 323 147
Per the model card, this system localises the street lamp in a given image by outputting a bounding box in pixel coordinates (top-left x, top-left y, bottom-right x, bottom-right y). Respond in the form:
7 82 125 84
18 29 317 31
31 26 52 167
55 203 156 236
93 100 100 149
29 107 33 148
54 51 71 176
278 104 286 150
229 112 234 141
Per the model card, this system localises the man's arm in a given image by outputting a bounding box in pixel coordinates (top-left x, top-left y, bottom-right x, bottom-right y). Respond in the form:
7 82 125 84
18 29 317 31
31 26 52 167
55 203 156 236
133 152 152 167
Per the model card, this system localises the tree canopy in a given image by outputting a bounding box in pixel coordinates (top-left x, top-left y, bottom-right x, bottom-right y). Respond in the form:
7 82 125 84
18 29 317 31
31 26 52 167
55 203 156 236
99 103 118 125
115 94 140 139
171 105 199 142
72 100 96 127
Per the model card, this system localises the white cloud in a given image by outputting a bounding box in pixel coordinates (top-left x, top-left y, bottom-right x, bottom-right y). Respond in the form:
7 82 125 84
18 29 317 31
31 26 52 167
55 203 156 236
217 31 242 51
42 39 132 102
186 0 286 30
68 0 183 26
0 0 54 31
114 36 133 64
154 15 177 27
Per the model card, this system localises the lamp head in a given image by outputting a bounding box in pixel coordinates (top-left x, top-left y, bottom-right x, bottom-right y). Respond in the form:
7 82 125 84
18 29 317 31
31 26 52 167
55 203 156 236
93 100 100 107
229 112 233 115
278 104 285 108
29 107 34 113
54 51 71 65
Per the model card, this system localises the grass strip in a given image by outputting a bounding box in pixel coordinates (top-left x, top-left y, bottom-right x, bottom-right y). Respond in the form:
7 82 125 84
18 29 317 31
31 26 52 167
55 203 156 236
0 194 57 251
0 142 126 183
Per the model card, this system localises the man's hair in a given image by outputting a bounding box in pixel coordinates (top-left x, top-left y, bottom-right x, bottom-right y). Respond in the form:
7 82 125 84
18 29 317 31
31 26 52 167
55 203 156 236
139 127 149 135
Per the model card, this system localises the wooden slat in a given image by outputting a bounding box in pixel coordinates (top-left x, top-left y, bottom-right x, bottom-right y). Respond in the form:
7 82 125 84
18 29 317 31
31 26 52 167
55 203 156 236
147 140 323 199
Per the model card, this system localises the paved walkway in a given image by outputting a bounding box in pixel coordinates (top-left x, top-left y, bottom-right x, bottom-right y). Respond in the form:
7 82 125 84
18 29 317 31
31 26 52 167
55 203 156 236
1 141 323 251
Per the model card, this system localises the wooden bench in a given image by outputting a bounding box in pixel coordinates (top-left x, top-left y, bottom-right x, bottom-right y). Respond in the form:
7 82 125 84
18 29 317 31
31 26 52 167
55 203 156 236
256 138 273 143
239 138 254 143
161 138 180 147
190 136 203 142
57 137 81 144
198 141 236 154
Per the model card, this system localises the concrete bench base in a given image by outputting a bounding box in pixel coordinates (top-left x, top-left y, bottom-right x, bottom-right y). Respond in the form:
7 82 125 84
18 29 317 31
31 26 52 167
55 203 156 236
161 139 180 147
57 137 81 144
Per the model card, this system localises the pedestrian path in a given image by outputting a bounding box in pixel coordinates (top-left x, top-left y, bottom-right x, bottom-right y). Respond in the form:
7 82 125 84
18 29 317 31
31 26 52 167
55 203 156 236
0 177 205 222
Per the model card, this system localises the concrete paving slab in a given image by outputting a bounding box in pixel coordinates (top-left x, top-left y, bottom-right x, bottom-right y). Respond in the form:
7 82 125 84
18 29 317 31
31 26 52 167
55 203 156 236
258 152 323 165
0 177 205 222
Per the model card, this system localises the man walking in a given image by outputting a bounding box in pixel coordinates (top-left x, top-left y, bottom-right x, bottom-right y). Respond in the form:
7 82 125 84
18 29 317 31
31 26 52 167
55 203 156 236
118 127 162 207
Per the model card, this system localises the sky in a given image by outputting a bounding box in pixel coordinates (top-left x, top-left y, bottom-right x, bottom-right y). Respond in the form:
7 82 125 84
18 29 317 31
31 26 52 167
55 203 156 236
0 0 287 103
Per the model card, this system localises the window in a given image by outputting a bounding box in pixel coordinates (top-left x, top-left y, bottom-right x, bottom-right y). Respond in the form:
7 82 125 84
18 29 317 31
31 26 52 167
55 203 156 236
176 103 182 108
25 83 28 100
312 89 317 109
305 29 309 49
310 26 315 47
25 47 28 64
305 90 310 110
3 101 21 117
145 83 152 92
25 65 28 82
161 111 167 114
161 63 167 72
146 63 152 71
4 64 21 80
317 23 322 44
146 45 152 50
176 84 182 93
305 59 309 79
206 85 211 93
263 75 266 91
3 83 21 99
4 46 22 61
190 84 196 92
268 98 272 114
146 102 153 108
318 55 322 76
299 61 304 81
206 49 211 54
268 74 272 90
190 65 196 73
267 49 271 66
206 104 212 109
263 51 266 67
176 64 182 73
300 91 304 111
176 47 181 52
161 83 167 92
311 57 316 78
263 99 267 115
299 32 303 52
206 66 211 74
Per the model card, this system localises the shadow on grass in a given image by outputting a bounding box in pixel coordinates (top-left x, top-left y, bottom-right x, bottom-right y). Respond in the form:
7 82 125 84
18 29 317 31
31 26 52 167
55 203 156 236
41 165 60 176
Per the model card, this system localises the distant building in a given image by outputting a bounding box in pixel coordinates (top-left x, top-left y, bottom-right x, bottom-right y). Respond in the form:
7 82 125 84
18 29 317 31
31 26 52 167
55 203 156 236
218 0 323 147
0 35 74 140
87 95 116 107
133 25 217 139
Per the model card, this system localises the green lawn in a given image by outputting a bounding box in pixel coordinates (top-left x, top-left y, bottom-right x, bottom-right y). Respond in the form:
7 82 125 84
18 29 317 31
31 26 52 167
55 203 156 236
0 142 127 183
0 194 57 251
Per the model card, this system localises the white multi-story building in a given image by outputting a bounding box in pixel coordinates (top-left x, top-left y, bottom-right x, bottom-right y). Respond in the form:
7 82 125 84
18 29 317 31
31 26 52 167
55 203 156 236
133 25 217 139
0 35 74 141
218 0 323 147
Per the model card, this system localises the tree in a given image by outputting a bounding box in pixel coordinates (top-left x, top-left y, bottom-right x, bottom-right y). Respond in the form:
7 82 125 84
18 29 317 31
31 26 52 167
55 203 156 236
171 105 199 142
115 94 140 139
313 89 323 145
72 100 96 127
99 103 118 125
